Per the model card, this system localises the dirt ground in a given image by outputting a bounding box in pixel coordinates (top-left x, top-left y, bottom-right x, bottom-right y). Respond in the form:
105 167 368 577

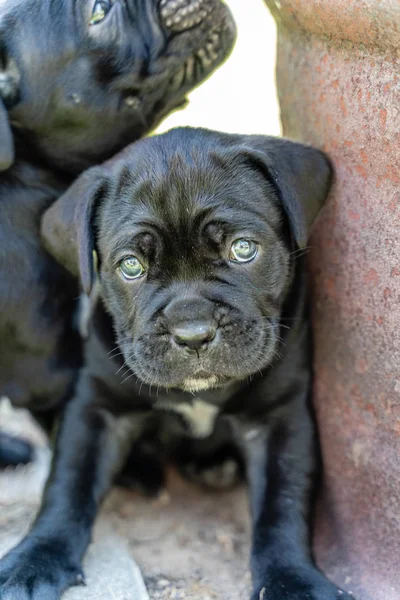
0 400 251 600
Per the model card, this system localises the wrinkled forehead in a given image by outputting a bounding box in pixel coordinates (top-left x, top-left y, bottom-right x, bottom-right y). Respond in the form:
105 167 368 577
98 146 283 248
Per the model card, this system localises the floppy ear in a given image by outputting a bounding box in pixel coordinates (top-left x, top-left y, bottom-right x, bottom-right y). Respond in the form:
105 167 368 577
41 167 108 295
238 136 333 248
0 97 14 171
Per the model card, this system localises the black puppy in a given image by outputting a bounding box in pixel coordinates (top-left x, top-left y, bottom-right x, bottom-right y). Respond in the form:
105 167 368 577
0 127 353 600
0 0 235 465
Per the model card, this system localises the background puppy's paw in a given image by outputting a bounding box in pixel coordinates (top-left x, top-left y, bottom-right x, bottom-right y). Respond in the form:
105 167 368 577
0 539 84 600
177 444 245 491
181 457 242 490
0 432 34 467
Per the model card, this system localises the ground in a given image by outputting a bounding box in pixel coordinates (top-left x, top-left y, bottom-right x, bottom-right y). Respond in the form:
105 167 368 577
0 399 251 600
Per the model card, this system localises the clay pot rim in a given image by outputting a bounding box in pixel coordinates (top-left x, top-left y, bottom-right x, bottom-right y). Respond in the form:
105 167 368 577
265 0 400 56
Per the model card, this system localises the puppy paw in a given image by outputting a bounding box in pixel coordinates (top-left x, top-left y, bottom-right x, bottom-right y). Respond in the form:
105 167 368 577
252 565 356 600
176 440 245 491
0 432 34 467
0 539 84 600
180 456 244 490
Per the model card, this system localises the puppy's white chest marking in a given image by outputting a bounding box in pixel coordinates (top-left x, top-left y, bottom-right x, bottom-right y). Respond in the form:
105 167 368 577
154 399 219 438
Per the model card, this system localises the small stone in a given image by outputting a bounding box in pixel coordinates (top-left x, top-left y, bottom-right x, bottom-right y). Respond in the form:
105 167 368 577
125 96 141 109
71 93 81 105
157 579 170 589
118 502 136 519
216 531 234 553
151 490 171 508
76 572 86 586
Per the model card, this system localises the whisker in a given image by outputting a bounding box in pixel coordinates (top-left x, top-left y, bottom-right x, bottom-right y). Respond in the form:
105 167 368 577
120 371 137 386
275 316 304 323
109 351 125 361
115 363 130 377
289 245 315 259
261 316 291 332
107 346 121 357
116 361 130 375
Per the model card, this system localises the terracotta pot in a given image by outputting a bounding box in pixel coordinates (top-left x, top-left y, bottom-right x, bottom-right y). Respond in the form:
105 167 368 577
264 1 400 599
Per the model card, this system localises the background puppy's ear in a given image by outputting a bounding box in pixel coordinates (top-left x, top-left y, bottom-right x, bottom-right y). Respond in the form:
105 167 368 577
239 136 333 248
0 97 14 171
41 167 108 295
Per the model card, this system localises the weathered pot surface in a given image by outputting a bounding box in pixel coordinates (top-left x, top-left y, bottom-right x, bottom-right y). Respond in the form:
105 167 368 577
265 1 400 599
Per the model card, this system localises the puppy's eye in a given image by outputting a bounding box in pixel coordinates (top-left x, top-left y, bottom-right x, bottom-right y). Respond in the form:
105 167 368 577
89 0 112 25
229 239 258 263
119 256 145 280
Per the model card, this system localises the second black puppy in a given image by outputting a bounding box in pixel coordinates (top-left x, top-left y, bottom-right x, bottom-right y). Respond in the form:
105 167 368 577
1 128 352 600
0 0 235 466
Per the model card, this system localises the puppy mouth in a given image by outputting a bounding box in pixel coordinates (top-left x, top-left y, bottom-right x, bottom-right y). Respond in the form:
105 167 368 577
160 0 224 33
160 0 237 92
119 339 230 391
118 320 278 393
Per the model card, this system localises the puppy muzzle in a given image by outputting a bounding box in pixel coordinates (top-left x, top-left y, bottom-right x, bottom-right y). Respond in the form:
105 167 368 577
120 296 278 391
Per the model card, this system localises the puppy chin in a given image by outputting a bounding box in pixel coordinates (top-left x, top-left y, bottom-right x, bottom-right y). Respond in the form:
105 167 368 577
180 376 218 393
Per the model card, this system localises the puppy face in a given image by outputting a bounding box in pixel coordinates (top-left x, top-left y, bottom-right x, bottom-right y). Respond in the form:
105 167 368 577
0 0 235 173
42 128 333 392
99 155 290 391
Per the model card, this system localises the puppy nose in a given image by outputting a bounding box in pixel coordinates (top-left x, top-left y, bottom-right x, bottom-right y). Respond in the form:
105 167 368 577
172 321 217 351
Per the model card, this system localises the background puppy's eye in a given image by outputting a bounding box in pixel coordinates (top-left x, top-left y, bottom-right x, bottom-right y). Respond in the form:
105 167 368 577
229 239 258 263
119 256 145 280
89 0 112 25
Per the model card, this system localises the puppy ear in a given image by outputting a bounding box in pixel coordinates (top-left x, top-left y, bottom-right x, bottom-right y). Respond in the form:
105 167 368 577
0 97 14 171
239 136 333 248
41 167 108 295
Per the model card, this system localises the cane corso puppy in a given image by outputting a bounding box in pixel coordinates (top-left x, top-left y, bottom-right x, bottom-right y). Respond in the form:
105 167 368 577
0 128 354 600
0 0 235 465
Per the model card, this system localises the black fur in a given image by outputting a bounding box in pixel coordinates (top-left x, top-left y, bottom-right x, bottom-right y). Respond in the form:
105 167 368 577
0 128 354 599
0 0 236 466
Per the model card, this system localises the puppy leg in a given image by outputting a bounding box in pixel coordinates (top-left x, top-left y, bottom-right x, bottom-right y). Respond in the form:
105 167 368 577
237 395 354 600
0 376 135 600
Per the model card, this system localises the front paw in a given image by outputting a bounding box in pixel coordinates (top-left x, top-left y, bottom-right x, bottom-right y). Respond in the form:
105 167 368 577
0 538 84 600
0 432 34 467
252 565 355 600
